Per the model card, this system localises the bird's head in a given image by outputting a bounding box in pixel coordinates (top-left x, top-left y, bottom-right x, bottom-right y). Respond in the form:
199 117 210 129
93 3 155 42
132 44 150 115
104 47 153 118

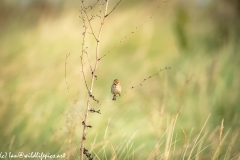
113 79 120 85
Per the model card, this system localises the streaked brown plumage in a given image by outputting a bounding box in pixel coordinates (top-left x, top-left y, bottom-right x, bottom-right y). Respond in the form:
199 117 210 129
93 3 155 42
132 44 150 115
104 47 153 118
111 79 121 101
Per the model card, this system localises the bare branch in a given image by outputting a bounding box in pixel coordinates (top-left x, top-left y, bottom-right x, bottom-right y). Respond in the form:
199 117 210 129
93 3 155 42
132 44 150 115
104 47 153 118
105 0 123 17
80 1 110 160
98 4 162 61
123 66 171 95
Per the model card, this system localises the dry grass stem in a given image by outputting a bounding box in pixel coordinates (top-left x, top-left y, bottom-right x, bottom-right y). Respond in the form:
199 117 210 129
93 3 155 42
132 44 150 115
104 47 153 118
178 128 187 160
188 114 211 160
212 119 225 160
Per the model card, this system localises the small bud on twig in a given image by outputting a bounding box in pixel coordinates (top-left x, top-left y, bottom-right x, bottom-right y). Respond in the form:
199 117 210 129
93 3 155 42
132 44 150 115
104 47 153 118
89 108 101 114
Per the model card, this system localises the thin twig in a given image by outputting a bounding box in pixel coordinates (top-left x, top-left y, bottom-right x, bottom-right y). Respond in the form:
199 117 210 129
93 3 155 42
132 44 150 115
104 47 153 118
123 66 171 95
79 10 90 92
105 0 123 17
83 47 93 73
88 0 100 11
65 53 84 120
84 10 98 41
98 4 162 61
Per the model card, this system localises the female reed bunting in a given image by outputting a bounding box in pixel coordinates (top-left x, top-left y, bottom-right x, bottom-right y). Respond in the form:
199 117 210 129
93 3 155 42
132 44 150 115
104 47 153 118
111 79 121 101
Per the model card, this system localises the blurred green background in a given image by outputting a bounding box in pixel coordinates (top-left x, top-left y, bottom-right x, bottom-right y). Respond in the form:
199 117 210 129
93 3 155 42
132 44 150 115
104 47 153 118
1 0 240 159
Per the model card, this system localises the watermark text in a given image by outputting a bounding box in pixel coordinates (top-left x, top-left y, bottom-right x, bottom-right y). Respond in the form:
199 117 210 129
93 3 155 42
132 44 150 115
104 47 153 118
0 152 65 160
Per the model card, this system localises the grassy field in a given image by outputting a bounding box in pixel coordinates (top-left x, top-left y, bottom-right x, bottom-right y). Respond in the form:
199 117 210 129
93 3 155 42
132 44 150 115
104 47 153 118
1 0 240 159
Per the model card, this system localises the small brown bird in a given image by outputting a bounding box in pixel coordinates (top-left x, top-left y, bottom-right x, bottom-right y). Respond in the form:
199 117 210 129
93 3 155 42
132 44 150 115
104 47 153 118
111 79 121 101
